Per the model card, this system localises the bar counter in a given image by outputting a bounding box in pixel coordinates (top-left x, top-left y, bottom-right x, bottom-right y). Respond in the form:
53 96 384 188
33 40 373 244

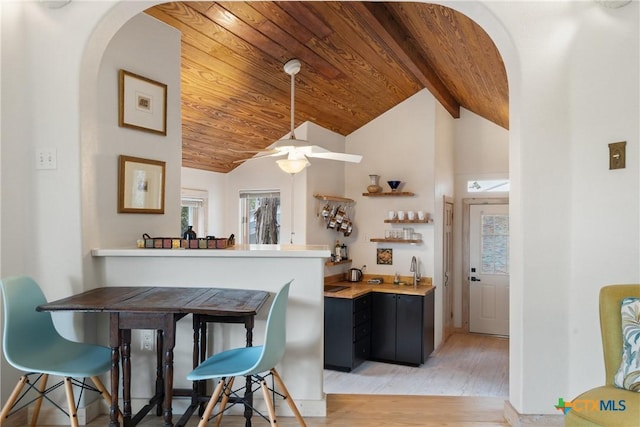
91 244 330 418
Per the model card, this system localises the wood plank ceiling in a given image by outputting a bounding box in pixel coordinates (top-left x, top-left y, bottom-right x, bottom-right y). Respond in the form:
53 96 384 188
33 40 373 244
145 2 508 173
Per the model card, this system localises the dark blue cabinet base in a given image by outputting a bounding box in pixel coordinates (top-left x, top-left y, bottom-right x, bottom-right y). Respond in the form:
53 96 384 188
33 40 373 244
324 294 371 371
324 291 434 370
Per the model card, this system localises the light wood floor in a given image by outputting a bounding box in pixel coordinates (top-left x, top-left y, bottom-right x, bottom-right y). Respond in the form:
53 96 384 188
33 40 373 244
21 333 510 426
324 333 509 397
81 394 509 426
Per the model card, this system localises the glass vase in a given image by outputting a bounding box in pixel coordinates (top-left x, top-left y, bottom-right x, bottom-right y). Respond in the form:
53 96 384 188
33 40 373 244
367 174 382 193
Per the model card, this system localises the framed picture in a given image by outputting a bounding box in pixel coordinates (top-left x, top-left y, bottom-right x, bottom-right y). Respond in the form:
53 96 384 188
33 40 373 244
377 248 393 265
118 155 166 214
118 69 167 135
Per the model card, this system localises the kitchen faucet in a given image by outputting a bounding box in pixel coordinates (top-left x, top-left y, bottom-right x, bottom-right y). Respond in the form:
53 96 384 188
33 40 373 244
410 256 420 288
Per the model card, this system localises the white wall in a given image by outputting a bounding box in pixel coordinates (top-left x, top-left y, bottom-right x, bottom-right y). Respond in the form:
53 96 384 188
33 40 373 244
181 167 226 237
1 0 120 405
345 90 441 343
304 122 349 249
91 12 182 249
474 0 639 413
1 0 639 418
566 1 640 399
346 89 436 278
452 108 510 328
434 102 455 345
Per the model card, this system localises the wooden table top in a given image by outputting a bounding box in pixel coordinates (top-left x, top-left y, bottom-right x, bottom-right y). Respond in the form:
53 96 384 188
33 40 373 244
37 286 270 317
324 282 435 299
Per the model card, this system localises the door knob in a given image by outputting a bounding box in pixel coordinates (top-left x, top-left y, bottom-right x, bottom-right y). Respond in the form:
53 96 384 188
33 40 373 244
470 276 481 282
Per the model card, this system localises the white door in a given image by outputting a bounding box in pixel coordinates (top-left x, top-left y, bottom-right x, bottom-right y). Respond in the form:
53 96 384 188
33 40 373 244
469 204 509 336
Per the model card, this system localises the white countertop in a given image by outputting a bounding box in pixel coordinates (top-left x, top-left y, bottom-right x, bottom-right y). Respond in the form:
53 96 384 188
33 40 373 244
92 244 331 258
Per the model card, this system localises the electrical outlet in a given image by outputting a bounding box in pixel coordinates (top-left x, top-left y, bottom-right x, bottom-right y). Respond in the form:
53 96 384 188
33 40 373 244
141 330 155 351
35 148 57 170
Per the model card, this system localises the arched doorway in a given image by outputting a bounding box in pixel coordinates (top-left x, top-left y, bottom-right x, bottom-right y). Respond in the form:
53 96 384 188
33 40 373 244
79 0 522 411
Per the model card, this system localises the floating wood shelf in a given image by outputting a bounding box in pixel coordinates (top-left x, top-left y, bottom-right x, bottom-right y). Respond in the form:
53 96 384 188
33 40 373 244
314 194 354 203
370 238 422 244
363 192 415 197
384 219 432 224
325 259 352 266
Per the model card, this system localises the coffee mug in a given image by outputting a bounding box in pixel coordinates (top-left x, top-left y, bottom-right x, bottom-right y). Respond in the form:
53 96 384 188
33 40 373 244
407 211 415 220
388 210 396 220
397 210 405 220
418 211 426 220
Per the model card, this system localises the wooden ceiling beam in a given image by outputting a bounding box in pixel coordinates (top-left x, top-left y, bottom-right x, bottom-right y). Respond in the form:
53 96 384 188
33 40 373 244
355 2 460 119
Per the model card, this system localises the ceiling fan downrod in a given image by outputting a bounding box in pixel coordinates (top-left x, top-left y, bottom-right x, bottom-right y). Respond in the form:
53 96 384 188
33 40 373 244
283 59 301 140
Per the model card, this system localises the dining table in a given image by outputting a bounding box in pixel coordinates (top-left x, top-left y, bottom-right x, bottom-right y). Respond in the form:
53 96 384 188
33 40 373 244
37 286 270 427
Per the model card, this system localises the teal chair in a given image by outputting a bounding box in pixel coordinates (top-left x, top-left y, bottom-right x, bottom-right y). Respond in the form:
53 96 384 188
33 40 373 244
187 281 306 427
0 276 113 427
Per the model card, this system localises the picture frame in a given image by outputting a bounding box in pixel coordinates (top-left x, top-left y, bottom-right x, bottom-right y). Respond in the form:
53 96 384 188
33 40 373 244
118 69 167 135
377 248 393 265
118 155 166 214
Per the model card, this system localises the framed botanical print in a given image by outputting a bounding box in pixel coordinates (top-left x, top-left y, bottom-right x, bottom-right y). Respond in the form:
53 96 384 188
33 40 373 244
118 155 166 214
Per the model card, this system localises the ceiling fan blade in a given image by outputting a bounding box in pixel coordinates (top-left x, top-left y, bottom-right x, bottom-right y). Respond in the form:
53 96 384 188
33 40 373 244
306 151 363 163
233 150 286 164
228 148 277 154
290 144 362 163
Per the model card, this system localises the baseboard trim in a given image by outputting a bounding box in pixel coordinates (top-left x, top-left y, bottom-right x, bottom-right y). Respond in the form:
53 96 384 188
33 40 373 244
26 399 103 426
504 400 564 427
1 407 27 427
128 396 327 419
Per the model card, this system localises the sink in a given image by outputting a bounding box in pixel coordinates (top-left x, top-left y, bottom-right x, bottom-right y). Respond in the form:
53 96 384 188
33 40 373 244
325 285 348 293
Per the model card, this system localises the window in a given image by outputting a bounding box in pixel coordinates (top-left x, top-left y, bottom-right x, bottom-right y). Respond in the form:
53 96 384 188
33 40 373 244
181 189 208 237
480 214 509 275
239 191 280 244
467 179 510 193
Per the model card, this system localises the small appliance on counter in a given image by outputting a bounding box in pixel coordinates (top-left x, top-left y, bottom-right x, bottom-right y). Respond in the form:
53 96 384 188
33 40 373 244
347 265 366 282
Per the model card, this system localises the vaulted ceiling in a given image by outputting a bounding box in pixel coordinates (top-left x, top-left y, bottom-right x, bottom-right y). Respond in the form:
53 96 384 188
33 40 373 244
145 2 508 173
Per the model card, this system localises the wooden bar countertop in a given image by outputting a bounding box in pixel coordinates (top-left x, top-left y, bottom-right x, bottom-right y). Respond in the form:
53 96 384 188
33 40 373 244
324 273 435 299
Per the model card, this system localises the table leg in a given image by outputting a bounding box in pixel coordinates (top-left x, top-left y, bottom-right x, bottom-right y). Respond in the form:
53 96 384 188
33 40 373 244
194 316 206 414
243 317 255 427
109 347 120 427
109 313 121 427
162 317 176 427
156 330 164 417
122 329 132 424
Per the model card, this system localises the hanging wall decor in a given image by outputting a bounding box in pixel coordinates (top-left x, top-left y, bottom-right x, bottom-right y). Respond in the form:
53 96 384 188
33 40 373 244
118 155 166 214
377 248 393 265
118 69 167 135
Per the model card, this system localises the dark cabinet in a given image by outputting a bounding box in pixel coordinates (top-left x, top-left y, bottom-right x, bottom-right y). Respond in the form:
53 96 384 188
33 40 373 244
371 293 397 361
371 291 434 366
324 294 371 371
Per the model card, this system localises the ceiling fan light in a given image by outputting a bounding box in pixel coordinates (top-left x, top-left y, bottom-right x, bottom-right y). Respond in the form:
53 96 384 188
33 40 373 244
277 158 309 174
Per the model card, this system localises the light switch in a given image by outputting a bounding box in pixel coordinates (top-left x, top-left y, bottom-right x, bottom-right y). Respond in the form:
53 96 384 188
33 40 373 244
35 148 57 170
608 141 626 170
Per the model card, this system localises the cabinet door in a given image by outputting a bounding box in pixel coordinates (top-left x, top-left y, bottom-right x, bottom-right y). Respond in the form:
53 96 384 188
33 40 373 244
371 293 396 361
423 290 435 358
324 297 353 369
396 295 424 365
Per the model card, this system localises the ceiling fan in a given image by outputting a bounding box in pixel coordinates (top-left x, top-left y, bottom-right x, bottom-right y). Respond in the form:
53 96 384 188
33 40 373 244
233 59 363 174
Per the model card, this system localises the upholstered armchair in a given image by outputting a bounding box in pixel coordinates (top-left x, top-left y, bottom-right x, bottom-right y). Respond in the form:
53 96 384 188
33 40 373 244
564 284 640 426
